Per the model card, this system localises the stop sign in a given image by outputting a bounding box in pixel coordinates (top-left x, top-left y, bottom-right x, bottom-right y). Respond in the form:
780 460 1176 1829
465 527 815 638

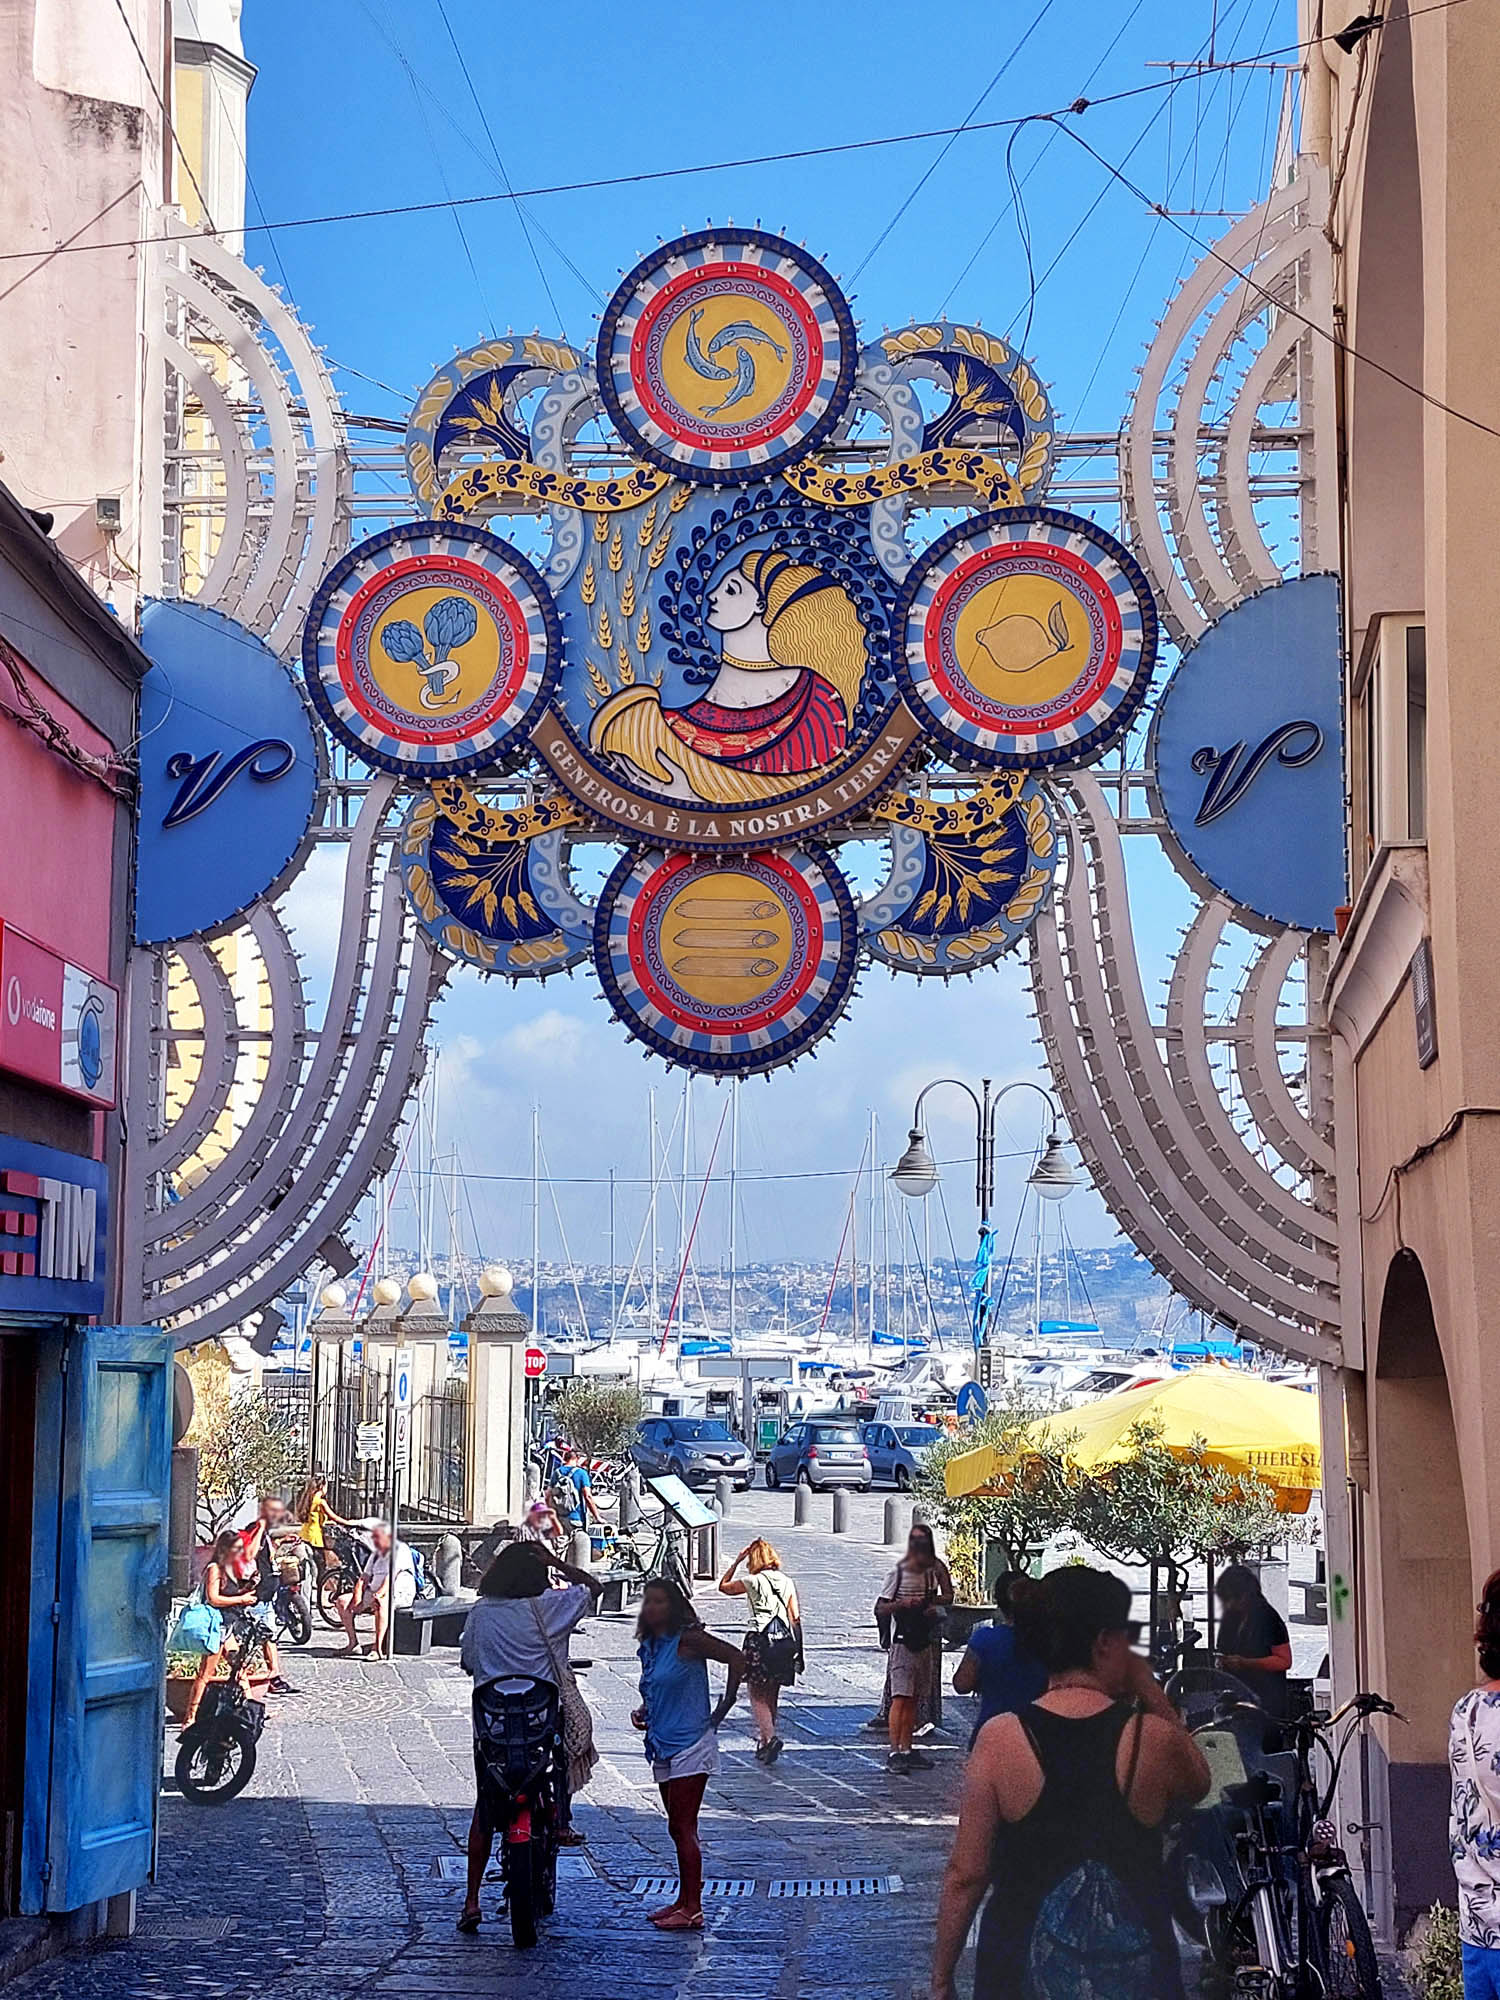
524 1347 547 1379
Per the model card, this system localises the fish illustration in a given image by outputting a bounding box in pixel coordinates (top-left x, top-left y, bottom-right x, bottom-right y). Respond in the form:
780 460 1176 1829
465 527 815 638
680 309 790 417
701 346 759 417
706 319 788 363
682 308 732 383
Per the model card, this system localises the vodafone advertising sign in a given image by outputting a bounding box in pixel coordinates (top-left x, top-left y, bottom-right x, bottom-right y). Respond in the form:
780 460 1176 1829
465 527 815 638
0 923 118 1108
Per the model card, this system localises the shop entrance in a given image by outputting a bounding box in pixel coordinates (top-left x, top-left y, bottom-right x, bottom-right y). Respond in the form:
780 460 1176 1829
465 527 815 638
0 1333 37 1917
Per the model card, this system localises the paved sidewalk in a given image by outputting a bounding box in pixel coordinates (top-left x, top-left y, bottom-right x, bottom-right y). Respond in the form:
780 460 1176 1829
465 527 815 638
9 1492 960 2000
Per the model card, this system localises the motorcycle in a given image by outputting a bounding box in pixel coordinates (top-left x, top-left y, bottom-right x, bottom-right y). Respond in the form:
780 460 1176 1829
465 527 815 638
472 1675 563 1950
175 1611 268 1805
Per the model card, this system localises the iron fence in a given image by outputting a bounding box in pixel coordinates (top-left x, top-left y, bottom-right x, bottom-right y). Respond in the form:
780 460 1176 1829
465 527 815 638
306 1349 470 1525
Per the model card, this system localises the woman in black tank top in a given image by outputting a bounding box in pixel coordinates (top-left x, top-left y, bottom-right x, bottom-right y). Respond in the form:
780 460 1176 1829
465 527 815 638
930 1569 1211 2000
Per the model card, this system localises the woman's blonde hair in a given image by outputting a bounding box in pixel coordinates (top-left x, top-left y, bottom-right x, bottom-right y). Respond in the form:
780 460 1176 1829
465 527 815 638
737 549 865 722
745 1537 782 1574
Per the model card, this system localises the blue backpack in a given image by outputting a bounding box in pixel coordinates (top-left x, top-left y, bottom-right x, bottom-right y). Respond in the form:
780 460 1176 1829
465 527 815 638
1026 1860 1161 2000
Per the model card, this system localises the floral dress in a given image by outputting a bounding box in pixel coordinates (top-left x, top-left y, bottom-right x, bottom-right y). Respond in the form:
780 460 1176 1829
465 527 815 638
1450 1687 1500 1946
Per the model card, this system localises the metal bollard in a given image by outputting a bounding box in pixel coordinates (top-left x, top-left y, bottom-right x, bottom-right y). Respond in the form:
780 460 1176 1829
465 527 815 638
619 1477 640 1529
793 1481 812 1527
883 1496 909 1547
715 1475 733 1516
569 1529 593 1571
832 1488 850 1535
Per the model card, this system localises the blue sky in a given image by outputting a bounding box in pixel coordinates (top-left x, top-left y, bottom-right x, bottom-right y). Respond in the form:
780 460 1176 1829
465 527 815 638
245 0 1297 1277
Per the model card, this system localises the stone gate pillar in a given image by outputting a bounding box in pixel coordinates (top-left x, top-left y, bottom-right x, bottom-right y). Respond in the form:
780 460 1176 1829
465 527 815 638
462 1268 530 1526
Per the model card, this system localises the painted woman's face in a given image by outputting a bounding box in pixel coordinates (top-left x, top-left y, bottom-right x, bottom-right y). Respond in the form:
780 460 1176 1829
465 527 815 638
706 566 763 634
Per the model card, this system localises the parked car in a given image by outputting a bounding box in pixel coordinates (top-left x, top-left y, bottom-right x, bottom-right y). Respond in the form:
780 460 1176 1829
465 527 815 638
631 1417 754 1490
861 1421 943 1490
764 1418 871 1492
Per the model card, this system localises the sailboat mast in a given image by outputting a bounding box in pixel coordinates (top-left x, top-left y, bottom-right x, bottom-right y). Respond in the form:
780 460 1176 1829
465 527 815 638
729 1080 739 1346
867 1108 877 1340
648 1088 659 1336
608 1166 617 1342
531 1105 541 1339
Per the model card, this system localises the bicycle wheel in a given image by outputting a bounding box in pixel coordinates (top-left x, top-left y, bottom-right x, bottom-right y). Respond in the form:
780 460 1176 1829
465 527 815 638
1318 1878 1382 1999
316 1568 347 1629
283 1592 312 1646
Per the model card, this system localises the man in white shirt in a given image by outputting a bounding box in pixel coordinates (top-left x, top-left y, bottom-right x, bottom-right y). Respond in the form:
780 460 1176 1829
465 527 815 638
337 1521 416 1657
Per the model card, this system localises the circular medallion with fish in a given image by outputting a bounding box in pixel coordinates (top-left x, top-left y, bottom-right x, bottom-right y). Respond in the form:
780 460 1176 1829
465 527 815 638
302 521 561 778
594 845 858 1074
596 228 857 485
893 506 1158 769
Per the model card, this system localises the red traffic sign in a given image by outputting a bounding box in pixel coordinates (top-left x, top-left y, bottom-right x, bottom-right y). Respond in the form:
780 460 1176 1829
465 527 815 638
524 1347 547 1379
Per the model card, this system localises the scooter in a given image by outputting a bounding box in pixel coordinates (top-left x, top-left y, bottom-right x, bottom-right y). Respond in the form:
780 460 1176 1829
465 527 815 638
175 1612 268 1805
472 1676 563 1950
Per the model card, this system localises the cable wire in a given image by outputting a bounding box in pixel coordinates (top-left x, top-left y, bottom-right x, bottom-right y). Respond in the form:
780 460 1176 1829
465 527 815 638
1053 117 1500 444
851 0 1061 283
433 0 572 331
3 0 1479 268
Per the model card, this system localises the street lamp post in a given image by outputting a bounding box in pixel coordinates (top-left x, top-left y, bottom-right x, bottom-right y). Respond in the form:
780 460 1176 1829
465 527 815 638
889 1077 1078 1357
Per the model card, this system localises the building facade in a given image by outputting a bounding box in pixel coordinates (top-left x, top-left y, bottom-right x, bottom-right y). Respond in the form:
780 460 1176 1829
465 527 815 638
1305 0 1500 1934
0 481 172 1937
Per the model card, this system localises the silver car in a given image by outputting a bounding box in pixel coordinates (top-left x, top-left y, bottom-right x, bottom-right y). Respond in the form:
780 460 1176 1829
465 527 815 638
764 1418 871 1491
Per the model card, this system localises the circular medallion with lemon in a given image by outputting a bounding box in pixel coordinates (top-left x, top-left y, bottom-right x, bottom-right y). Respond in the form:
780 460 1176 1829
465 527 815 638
893 506 1159 770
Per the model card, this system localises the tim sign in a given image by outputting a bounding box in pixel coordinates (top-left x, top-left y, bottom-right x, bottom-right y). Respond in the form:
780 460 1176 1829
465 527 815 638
0 1137 108 1315
0 923 118 1107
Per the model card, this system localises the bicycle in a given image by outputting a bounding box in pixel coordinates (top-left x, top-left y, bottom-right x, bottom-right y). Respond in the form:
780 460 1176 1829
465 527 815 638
593 1514 692 1598
1168 1670 1396 2000
315 1521 372 1629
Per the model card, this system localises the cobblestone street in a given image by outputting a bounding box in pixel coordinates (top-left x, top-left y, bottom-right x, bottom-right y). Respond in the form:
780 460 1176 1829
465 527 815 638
12 1495 960 2000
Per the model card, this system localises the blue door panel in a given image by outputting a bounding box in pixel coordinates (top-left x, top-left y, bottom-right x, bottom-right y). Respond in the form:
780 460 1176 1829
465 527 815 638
24 1327 172 1914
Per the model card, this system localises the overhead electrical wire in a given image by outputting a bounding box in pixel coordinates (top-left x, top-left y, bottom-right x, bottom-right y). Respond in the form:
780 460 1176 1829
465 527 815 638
850 0 1063 282
936 0 1150 316
433 0 578 330
363 0 496 329
1 0 1480 269
1053 117 1500 445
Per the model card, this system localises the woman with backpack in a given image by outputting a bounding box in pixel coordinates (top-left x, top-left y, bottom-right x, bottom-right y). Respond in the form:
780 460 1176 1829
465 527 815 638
719 1538 802 1764
929 1566 1211 2000
875 1522 955 1775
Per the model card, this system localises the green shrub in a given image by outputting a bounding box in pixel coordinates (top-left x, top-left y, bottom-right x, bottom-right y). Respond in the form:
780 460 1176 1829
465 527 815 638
1403 1904 1463 2000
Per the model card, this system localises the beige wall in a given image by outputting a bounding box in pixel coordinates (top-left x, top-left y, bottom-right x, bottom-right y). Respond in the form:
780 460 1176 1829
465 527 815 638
0 0 167 594
1317 0 1500 1929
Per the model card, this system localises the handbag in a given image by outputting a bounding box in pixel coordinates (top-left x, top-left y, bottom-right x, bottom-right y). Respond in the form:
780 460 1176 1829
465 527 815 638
530 1599 598 1796
892 1575 938 1653
168 1586 224 1657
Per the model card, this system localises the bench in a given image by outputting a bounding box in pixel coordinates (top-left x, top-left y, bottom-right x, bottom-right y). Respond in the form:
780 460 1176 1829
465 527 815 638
392 1595 472 1655
1292 1578 1328 1623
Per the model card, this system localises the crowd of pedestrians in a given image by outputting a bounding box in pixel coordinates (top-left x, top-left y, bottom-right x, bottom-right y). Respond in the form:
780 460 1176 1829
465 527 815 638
181 1459 1500 1996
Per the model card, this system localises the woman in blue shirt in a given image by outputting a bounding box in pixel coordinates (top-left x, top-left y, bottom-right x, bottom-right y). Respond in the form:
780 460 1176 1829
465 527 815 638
953 1571 1047 1747
632 1578 744 1931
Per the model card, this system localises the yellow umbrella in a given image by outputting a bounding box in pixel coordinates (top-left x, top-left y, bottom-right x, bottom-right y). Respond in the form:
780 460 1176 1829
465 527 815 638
945 1368 1320 1511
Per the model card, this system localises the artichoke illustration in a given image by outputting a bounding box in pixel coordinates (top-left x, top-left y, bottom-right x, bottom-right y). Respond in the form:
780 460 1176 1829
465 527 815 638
379 595 478 709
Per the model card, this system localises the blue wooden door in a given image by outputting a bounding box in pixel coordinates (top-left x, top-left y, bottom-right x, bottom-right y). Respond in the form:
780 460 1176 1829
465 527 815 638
29 1327 172 1912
